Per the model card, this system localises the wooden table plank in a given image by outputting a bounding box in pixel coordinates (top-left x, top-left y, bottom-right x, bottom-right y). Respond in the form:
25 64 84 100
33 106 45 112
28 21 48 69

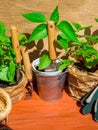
4 90 98 130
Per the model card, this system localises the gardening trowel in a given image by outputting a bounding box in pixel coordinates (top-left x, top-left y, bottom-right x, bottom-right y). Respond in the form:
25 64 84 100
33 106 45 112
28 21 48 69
21 46 33 99
10 25 21 82
45 21 57 72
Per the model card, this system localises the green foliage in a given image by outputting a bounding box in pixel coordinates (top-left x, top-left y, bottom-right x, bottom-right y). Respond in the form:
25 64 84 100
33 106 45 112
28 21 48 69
0 22 28 84
72 22 92 32
22 6 78 70
95 18 98 22
65 21 98 72
29 24 48 42
56 34 68 50
18 34 28 47
50 6 59 24
22 6 60 42
58 59 72 70
0 22 6 35
75 43 98 70
38 54 51 70
22 6 98 72
22 12 47 23
57 20 78 42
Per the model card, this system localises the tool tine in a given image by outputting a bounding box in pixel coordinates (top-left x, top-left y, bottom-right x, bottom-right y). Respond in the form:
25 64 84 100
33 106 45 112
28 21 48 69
81 89 92 106
81 100 94 114
94 99 98 122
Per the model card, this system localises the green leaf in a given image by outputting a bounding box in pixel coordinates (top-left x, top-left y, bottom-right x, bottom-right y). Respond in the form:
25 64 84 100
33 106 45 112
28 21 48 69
0 22 6 35
0 62 16 83
29 23 48 42
7 61 16 83
18 34 28 46
38 54 51 70
95 18 98 22
50 6 59 24
22 12 47 23
57 20 78 42
72 22 92 32
0 66 9 82
85 35 98 42
56 35 68 50
72 22 82 31
58 59 71 70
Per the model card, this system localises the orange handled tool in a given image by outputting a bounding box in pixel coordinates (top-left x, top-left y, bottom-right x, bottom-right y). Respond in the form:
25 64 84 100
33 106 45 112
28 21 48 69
21 46 33 98
47 21 56 61
21 46 32 81
45 21 57 72
10 25 21 82
10 25 21 64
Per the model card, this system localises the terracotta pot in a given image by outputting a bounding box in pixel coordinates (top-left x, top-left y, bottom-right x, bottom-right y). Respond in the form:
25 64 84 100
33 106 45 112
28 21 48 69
32 58 67 102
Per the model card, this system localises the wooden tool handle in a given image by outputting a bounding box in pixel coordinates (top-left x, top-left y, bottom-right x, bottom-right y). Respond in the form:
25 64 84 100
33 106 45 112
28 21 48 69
10 25 21 63
47 21 56 60
21 46 32 81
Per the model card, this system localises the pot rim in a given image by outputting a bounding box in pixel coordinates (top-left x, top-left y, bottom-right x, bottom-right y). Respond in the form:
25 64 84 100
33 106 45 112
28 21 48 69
0 88 12 122
32 58 68 76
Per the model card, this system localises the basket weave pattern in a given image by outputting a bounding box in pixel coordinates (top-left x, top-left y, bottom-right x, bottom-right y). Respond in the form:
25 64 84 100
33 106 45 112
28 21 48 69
0 88 12 122
2 71 28 104
68 65 98 100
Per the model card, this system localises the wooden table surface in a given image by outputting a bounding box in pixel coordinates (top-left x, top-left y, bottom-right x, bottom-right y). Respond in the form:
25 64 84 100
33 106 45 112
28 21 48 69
3 89 98 130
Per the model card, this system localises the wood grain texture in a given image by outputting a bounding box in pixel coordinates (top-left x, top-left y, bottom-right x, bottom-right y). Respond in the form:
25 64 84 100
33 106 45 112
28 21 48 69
5 89 98 130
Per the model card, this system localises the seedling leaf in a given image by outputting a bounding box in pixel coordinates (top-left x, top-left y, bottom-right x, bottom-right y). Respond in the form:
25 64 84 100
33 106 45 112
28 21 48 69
95 18 98 22
22 12 47 23
57 20 78 42
72 22 92 32
58 59 71 70
29 24 48 42
56 35 68 50
0 22 6 35
50 6 59 24
38 54 51 70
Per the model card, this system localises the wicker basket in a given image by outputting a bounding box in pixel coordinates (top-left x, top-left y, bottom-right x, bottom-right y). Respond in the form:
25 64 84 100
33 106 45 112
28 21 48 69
0 88 12 123
67 65 98 100
0 71 28 104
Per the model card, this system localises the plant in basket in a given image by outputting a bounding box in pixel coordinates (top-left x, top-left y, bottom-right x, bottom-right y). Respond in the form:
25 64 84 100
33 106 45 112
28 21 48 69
22 6 78 102
57 18 98 101
0 22 29 103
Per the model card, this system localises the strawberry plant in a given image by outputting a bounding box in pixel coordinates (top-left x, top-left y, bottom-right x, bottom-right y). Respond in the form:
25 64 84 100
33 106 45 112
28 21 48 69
22 6 78 71
0 22 28 84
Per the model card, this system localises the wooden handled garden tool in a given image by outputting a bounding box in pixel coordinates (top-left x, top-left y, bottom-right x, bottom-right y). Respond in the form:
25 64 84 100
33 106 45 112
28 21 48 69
21 46 33 99
45 21 57 72
10 25 21 82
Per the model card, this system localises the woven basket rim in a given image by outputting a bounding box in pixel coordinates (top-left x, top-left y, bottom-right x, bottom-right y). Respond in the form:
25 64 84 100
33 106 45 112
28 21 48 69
0 88 12 122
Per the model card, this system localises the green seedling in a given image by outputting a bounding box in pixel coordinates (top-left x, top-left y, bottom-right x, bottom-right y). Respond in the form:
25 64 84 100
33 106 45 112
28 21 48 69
60 20 98 72
0 22 28 84
22 6 77 71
